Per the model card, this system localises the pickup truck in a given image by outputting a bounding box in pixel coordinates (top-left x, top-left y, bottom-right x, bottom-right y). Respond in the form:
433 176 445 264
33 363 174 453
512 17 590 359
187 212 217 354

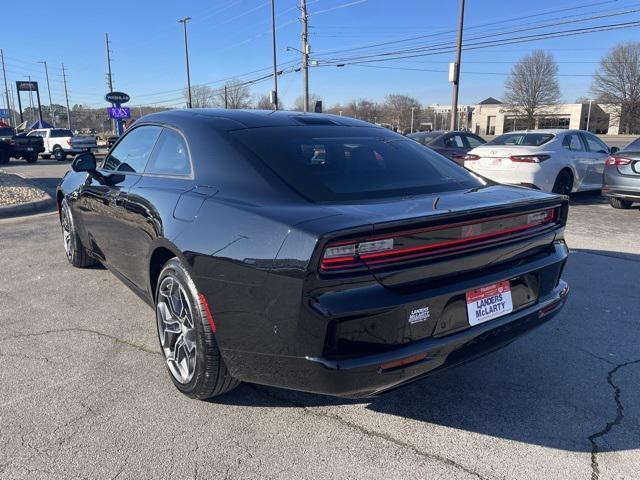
0 126 45 164
27 128 97 161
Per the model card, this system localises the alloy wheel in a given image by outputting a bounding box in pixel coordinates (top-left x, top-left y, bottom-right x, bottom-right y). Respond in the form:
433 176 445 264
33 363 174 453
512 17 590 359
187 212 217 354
156 275 197 384
61 207 72 259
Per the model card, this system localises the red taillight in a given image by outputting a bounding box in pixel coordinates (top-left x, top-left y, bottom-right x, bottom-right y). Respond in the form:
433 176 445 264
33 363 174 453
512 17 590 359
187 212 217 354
605 155 631 166
463 154 480 161
380 352 429 371
509 155 550 163
320 208 558 272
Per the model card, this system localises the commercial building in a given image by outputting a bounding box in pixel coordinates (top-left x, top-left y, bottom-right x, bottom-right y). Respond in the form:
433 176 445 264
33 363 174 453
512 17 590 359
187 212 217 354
471 97 621 135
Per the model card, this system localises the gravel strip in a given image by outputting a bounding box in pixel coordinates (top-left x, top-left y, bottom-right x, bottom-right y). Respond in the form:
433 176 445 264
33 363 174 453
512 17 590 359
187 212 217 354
0 171 51 207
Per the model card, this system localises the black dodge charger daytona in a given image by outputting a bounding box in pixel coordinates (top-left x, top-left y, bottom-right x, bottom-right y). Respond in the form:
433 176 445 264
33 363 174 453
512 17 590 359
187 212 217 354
57 109 570 399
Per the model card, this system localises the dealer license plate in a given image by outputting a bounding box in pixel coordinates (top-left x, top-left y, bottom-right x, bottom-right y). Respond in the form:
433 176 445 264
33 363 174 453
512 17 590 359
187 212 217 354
466 280 513 326
26 147 33 151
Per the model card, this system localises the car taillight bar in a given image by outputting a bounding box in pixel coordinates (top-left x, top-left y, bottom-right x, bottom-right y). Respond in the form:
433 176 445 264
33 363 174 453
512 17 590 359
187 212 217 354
509 155 550 163
320 208 558 272
463 154 480 161
605 155 632 165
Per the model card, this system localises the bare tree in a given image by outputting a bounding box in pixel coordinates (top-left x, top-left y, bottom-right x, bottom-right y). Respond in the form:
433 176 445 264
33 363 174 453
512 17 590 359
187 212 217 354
346 98 383 123
503 50 561 129
592 42 640 134
255 94 274 110
383 94 421 132
215 79 252 109
185 85 215 108
293 93 322 111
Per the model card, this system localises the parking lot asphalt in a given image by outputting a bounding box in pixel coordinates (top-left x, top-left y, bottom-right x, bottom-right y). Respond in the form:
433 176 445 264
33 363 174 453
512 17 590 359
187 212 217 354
1 162 639 479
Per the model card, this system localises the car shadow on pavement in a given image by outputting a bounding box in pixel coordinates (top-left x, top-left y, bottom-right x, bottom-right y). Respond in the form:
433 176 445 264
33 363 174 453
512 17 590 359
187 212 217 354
568 190 608 206
214 248 640 454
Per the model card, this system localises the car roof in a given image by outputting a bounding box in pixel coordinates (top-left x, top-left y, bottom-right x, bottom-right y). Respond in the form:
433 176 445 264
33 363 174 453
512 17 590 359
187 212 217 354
141 108 378 130
499 129 580 135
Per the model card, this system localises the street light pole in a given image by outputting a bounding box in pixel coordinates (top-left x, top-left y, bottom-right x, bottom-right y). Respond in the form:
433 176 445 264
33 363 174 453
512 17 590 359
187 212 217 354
38 61 54 126
179 17 193 109
271 0 278 110
450 0 465 131
586 99 593 132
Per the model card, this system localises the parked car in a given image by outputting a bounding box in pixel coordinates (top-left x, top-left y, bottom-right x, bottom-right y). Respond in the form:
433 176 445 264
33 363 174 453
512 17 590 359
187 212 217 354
57 110 569 400
408 130 486 165
0 126 45 164
602 136 640 209
106 135 119 149
27 128 98 161
464 129 615 194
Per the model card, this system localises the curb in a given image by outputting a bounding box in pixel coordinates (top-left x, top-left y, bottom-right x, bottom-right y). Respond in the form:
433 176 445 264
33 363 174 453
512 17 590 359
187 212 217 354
0 196 57 219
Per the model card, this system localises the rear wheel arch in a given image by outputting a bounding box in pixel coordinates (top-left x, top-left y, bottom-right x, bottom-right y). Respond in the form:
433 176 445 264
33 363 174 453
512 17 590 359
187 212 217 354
149 246 178 302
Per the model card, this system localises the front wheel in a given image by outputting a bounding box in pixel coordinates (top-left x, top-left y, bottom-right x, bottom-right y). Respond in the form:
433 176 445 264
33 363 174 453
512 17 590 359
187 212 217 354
60 198 96 267
552 170 573 195
53 147 66 161
24 154 38 163
609 197 633 209
155 259 239 399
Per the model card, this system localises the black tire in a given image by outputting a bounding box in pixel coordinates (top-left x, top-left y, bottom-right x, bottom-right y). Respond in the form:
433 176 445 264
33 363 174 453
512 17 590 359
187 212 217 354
155 258 240 400
0 150 9 164
24 153 38 163
609 197 633 209
53 146 66 161
552 169 573 195
60 198 96 268
41 154 51 160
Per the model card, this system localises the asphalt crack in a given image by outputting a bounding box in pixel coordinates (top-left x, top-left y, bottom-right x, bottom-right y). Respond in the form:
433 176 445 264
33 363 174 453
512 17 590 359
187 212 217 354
0 327 158 355
249 385 490 480
588 359 640 480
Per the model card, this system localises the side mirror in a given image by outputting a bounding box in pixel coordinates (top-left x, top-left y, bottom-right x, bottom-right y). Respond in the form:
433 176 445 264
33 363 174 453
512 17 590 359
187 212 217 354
71 152 96 172
610 146 620 154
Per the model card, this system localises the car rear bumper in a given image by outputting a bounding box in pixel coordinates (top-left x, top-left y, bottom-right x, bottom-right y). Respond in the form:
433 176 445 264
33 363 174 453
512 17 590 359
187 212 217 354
465 164 555 192
222 241 570 398
603 170 640 200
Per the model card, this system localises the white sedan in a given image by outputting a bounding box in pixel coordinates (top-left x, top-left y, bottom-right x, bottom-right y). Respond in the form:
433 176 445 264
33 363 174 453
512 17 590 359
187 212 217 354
463 129 615 194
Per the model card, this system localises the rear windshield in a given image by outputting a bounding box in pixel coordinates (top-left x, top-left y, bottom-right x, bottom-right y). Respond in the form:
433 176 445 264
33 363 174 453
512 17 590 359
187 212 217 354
0 127 13 136
486 133 554 146
50 129 73 138
231 126 482 202
409 132 441 144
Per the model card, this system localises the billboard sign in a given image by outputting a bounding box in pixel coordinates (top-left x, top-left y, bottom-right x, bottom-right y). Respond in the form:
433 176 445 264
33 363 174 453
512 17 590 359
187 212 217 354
16 81 38 92
107 107 131 119
105 91 130 104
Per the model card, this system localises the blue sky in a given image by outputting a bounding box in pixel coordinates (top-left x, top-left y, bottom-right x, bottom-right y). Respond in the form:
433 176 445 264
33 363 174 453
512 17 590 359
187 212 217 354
2 0 639 110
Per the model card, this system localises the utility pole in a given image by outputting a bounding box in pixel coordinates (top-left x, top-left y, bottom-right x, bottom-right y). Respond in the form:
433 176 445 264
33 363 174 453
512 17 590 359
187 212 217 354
449 0 465 131
61 63 71 130
224 85 228 109
586 99 593 132
178 17 192 108
1 49 11 127
38 61 55 126
270 0 278 110
300 0 309 112
105 33 117 134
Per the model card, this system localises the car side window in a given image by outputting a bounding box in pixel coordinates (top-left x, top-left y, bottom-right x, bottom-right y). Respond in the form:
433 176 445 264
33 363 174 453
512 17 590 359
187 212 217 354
145 128 192 176
444 134 464 148
582 134 609 154
562 134 584 152
465 134 484 148
102 125 162 173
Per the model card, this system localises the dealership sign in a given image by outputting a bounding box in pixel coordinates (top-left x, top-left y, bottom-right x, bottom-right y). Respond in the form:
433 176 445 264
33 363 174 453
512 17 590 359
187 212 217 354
0 108 10 119
16 81 38 92
105 91 130 104
107 107 131 119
